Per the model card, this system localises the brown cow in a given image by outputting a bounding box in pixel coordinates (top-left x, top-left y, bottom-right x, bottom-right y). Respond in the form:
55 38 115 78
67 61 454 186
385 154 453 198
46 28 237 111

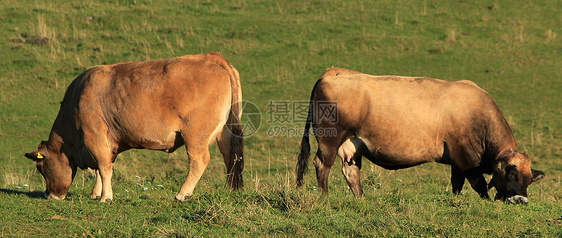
25 53 244 202
296 68 544 204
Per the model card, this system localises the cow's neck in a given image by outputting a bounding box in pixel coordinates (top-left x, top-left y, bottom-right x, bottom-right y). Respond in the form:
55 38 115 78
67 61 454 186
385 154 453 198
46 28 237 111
485 116 519 162
45 129 64 154
46 102 80 155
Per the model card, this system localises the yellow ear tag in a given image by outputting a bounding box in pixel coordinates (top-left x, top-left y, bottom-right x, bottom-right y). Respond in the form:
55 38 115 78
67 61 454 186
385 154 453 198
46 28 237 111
37 153 43 159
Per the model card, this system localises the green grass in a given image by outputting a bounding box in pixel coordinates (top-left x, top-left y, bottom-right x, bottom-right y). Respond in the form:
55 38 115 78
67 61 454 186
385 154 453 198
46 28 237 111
1 0 561 236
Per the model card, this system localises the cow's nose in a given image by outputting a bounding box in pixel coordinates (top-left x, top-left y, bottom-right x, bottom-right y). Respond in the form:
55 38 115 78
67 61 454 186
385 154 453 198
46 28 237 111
47 193 66 200
507 195 528 205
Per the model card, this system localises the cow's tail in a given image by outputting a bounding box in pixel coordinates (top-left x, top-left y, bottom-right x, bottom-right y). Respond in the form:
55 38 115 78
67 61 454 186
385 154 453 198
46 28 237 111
211 53 244 190
227 64 244 190
296 79 322 187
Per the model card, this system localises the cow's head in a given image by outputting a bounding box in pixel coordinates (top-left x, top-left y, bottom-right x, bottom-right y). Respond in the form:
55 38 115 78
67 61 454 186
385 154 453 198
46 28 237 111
25 141 76 200
489 149 544 204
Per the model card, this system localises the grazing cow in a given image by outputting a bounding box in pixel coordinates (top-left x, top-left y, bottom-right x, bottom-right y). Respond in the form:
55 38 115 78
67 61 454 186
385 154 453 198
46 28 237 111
25 53 244 202
296 68 544 204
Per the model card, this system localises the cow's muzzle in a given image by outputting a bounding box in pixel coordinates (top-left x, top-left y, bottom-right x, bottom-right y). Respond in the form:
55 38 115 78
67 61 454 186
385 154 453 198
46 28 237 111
494 194 529 205
46 193 66 200
506 195 528 205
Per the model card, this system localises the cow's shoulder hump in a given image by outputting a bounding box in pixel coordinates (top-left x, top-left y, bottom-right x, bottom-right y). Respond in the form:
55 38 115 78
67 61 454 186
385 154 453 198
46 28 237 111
320 67 363 79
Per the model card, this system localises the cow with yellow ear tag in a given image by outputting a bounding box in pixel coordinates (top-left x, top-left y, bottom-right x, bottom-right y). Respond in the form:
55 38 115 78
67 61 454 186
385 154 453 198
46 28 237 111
26 53 244 202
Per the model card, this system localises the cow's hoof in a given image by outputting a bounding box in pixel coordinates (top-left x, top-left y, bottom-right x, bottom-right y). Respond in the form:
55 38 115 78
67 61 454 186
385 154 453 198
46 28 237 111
175 193 193 202
100 197 113 203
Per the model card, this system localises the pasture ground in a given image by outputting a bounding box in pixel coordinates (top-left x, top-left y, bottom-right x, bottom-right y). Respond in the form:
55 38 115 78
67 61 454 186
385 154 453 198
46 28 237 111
1 0 561 236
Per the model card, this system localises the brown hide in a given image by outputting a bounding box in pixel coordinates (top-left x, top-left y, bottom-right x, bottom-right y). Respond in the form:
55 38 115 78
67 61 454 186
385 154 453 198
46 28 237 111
296 68 544 203
26 53 244 201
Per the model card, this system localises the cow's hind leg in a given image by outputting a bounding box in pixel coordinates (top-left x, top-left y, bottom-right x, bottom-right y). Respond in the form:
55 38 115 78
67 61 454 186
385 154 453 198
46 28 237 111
314 127 351 194
313 151 336 194
451 166 465 195
342 156 363 197
176 146 211 201
313 138 342 194
90 169 102 199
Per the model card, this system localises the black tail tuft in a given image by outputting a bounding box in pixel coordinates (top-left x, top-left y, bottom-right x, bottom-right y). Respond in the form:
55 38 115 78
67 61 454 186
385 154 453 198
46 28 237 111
296 129 311 187
228 126 244 190
296 79 322 187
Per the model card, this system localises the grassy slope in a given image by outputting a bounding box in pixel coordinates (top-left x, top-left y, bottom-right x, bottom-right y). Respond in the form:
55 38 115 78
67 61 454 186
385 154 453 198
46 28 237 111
1 0 561 236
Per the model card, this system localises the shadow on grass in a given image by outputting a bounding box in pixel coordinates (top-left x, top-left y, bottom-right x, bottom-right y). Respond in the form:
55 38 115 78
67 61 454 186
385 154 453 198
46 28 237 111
0 188 45 199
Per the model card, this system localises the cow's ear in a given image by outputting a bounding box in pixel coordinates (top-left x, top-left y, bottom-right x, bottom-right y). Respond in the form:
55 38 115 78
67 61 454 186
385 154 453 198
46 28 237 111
25 152 45 162
531 169 545 184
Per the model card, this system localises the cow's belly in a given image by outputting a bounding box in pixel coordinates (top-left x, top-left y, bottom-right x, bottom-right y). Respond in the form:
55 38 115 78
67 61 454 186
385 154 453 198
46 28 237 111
139 131 184 152
342 136 442 170
118 127 183 152
363 146 434 169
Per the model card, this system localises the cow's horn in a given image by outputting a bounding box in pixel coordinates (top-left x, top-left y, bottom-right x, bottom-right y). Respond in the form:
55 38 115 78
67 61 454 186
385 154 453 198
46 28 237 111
495 160 506 172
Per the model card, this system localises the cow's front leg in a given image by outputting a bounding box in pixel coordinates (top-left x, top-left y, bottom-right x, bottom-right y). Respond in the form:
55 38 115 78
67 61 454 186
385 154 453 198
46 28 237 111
90 169 102 199
451 166 465 195
98 164 114 202
83 124 115 202
466 174 489 199
176 148 211 201
85 139 115 202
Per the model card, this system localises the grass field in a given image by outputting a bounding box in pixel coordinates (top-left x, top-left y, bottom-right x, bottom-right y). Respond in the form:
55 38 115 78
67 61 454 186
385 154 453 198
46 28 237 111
1 0 561 236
